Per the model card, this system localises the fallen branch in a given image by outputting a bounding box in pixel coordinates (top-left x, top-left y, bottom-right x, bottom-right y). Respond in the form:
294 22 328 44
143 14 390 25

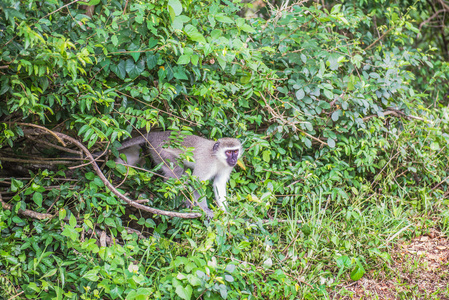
20 125 202 219
1 192 148 240
0 194 53 220
0 156 75 165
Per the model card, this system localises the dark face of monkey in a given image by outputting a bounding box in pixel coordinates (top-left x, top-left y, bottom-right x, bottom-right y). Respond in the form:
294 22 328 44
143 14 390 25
225 149 239 166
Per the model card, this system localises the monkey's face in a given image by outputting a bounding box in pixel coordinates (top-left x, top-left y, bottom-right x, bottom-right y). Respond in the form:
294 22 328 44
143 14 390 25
225 149 240 167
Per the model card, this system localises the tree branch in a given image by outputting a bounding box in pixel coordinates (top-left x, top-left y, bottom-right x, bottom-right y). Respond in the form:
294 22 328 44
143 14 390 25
19 125 202 219
0 194 53 220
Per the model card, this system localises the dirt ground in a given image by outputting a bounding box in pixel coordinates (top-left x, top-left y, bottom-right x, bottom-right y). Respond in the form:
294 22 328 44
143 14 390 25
333 229 449 299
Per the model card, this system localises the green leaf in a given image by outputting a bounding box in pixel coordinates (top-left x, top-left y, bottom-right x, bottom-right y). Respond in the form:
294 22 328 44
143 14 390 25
33 192 43 207
127 288 154 299
215 14 234 23
327 53 341 70
184 25 206 43
173 67 188 80
111 60 126 80
319 59 325 77
175 285 193 300
187 274 202 286
225 264 236 273
217 55 226 70
331 110 342 121
128 43 141 62
42 268 58 278
27 282 40 293
430 142 440 151
351 55 363 69
78 0 100 6
105 217 116 228
59 209 66 221
336 255 351 268
263 258 272 268
172 17 184 30
61 224 79 241
110 286 125 299
350 262 365 281
330 4 342 14
219 284 228 298
296 89 305 100
11 178 23 192
191 54 199 66
125 58 145 79
303 137 312 148
177 54 191 65
12 215 24 224
203 43 212 56
148 37 158 49
83 270 99 282
168 0 182 16
84 219 94 229
239 23 255 33
263 150 270 162
69 213 77 227
111 35 118 46
147 54 158 70
323 89 333 99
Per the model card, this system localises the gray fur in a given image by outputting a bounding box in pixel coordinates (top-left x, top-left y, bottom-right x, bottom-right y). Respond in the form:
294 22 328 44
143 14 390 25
115 131 242 218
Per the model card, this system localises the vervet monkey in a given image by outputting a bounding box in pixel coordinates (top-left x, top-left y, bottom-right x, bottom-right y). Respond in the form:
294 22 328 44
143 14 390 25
115 131 242 218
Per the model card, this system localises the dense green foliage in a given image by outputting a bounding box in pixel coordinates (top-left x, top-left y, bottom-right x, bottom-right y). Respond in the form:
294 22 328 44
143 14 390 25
1 0 449 298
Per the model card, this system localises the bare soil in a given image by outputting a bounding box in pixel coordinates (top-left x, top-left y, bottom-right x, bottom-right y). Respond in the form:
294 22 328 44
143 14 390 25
333 229 449 299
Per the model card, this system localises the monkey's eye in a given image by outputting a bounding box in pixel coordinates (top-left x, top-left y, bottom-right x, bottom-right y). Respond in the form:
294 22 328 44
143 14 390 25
225 150 232 156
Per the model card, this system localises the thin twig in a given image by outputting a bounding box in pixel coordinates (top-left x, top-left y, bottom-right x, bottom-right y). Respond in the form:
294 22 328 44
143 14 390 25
40 0 84 20
7 291 24 300
431 174 449 191
365 27 394 51
68 144 110 169
116 165 130 189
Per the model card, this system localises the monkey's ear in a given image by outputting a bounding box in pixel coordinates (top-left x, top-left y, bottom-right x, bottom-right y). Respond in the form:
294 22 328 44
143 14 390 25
213 142 220 152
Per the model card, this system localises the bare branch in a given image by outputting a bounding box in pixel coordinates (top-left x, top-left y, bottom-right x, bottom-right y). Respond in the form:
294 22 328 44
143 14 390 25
0 194 53 220
17 122 66 146
23 128 201 219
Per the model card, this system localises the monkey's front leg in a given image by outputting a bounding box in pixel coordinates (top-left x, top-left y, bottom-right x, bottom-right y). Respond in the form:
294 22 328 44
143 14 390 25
213 174 229 213
191 191 214 219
